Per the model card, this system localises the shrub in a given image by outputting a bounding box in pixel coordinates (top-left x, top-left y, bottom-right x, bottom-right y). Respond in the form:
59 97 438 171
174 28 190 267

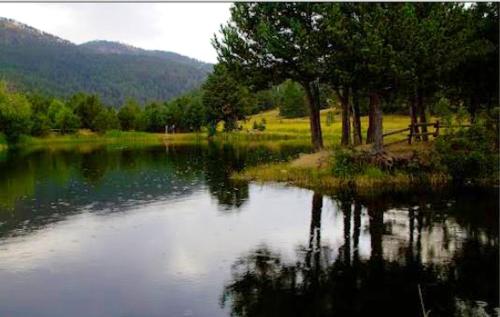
332 148 366 178
435 122 498 182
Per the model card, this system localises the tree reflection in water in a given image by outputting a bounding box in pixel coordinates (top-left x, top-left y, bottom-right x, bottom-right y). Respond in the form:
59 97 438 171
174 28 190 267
221 193 499 317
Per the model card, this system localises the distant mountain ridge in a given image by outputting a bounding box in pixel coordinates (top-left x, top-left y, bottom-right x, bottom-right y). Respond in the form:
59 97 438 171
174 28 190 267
0 17 213 105
79 40 212 72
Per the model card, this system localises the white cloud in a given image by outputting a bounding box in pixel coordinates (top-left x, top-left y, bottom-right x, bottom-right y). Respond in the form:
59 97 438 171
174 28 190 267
0 3 231 63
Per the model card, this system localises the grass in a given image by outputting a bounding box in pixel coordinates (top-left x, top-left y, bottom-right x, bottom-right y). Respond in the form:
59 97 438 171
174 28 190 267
232 149 450 195
19 130 166 145
232 110 453 193
241 109 414 146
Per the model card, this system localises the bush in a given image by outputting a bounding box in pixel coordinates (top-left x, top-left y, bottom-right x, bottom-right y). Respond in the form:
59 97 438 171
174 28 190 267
435 122 498 182
332 148 367 178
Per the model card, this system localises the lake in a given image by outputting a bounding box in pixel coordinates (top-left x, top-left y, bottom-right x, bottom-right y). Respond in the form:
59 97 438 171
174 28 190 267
0 143 498 317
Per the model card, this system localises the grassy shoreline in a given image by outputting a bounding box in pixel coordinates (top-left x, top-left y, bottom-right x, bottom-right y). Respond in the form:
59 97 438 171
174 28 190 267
232 140 498 195
232 154 452 196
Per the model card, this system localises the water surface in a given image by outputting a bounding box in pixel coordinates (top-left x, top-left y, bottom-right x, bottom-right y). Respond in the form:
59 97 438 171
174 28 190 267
0 143 498 317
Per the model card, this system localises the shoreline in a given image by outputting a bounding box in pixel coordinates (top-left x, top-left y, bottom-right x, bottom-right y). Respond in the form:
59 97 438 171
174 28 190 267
232 148 498 196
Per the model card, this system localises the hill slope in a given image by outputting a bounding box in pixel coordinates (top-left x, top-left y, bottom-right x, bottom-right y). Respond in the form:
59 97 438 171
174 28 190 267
0 17 212 105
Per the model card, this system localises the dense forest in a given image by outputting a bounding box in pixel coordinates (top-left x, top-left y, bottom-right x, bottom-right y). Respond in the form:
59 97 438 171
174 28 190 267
0 17 212 105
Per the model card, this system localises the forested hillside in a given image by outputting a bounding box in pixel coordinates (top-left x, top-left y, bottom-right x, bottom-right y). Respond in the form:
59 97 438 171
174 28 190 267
0 17 212 105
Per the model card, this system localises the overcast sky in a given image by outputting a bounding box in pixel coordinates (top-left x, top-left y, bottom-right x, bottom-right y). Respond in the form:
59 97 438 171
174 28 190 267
0 3 232 63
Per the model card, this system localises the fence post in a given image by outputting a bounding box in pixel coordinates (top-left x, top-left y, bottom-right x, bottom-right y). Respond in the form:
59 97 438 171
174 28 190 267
434 120 440 137
408 124 413 144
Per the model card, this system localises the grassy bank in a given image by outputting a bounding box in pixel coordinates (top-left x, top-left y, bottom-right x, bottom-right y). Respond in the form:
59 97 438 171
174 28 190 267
232 146 452 195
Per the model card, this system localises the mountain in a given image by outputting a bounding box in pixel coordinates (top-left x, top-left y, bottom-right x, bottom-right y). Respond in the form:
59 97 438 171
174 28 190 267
0 17 213 105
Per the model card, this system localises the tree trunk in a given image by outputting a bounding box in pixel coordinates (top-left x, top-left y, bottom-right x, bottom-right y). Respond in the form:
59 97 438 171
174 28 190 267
409 95 420 141
417 88 428 141
353 201 362 264
306 192 323 272
304 80 324 151
371 93 384 153
366 94 376 144
351 89 363 145
341 200 352 265
337 88 351 146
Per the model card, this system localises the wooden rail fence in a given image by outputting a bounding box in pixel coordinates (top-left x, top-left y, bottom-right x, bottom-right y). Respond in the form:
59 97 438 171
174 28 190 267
382 121 442 146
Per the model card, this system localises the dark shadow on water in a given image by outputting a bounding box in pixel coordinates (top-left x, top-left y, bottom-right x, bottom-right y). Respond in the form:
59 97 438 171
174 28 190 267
221 191 499 317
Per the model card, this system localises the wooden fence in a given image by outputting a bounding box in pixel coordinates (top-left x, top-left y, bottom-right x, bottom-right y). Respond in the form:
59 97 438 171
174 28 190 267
382 121 473 146
382 121 442 146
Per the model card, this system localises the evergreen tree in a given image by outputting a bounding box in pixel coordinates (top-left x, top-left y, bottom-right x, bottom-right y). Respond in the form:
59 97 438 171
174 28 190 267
202 65 249 133
278 80 308 118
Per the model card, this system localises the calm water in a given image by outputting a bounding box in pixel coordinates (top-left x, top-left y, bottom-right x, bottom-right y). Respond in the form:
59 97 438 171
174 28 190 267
0 143 498 317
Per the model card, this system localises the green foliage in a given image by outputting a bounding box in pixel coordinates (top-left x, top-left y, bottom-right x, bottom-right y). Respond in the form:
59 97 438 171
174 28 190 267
456 105 470 126
142 102 168 133
433 96 453 127
28 93 52 135
278 80 308 118
0 133 6 146
31 112 51 136
435 122 498 182
332 148 366 178
48 99 65 125
250 89 277 115
202 65 249 132
70 93 104 131
0 82 32 143
364 166 385 179
118 99 142 131
54 105 80 133
181 93 205 132
92 107 120 133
